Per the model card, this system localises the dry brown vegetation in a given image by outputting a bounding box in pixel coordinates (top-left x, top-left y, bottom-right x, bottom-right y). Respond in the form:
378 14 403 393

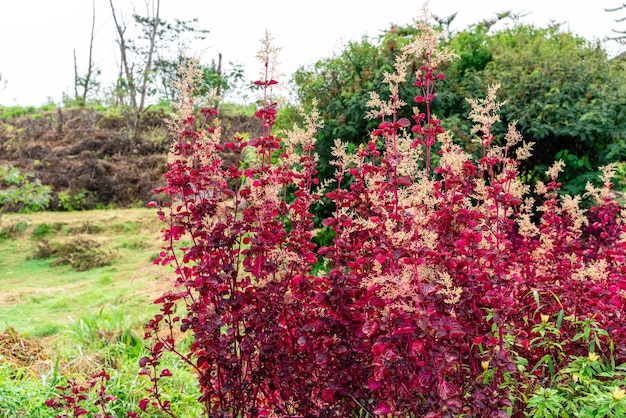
0 106 262 210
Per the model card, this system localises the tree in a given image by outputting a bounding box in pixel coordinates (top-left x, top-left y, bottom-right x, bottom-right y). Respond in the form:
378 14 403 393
109 0 161 136
458 24 626 194
292 19 626 198
73 0 100 105
150 23 245 103
437 22 626 194
108 1 233 135
293 27 419 182
0 164 52 221
606 2 626 42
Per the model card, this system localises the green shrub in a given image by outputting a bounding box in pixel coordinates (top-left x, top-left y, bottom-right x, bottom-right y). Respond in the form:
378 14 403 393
31 223 54 239
0 219 29 241
0 364 55 418
56 189 91 212
0 165 52 215
527 355 626 417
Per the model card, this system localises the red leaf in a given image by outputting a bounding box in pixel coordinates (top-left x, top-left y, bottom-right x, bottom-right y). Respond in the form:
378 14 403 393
473 336 484 345
362 320 379 337
321 217 336 227
411 339 424 356
373 401 392 415
321 388 335 402
392 325 416 335
366 378 383 391
397 117 411 128
139 398 149 412
437 381 459 400
316 353 329 366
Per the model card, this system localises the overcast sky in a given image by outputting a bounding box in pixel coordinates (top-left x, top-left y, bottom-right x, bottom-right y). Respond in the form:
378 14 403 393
0 0 624 106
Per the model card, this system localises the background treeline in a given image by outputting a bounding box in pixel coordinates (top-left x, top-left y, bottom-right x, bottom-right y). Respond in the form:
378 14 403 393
290 13 626 201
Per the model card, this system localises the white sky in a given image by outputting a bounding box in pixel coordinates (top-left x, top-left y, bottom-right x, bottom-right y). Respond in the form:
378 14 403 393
0 0 624 106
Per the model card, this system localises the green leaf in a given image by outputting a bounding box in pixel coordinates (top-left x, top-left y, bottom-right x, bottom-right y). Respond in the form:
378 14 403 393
530 354 553 375
556 309 564 330
533 290 541 310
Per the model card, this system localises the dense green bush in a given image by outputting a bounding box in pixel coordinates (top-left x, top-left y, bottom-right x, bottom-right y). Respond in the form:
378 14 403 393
293 19 626 199
0 164 52 215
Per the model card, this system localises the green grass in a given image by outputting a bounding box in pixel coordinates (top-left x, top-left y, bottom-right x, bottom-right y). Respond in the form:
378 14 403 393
0 209 166 337
0 208 202 417
0 364 55 418
0 306 202 417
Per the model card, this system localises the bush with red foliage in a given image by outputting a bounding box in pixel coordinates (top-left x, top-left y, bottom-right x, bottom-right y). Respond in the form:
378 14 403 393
45 370 119 418
141 19 626 418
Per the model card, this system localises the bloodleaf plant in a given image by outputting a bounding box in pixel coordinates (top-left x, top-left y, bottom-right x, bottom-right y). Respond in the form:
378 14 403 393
141 12 626 418
141 33 333 417
319 16 532 416
45 370 120 418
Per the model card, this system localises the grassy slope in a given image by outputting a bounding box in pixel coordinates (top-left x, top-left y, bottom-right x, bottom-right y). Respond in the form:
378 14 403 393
0 209 205 417
0 208 167 337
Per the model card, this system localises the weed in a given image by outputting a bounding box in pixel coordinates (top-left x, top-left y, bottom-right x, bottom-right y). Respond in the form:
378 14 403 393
67 221 103 235
32 238 56 259
116 236 146 250
0 364 54 418
31 223 54 238
527 355 626 417
0 164 52 215
40 307 202 417
110 221 139 234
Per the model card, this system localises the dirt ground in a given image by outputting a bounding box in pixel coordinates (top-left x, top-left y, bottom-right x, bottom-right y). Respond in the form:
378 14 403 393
0 107 261 210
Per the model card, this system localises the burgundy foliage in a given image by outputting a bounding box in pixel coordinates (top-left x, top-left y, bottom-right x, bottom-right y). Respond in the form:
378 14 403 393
140 24 626 418
45 370 120 418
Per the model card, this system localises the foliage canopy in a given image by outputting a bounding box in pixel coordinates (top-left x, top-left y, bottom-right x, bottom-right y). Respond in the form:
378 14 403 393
293 19 626 196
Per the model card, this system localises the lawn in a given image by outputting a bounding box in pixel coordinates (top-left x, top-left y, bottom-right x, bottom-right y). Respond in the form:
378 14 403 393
0 208 201 417
0 208 166 336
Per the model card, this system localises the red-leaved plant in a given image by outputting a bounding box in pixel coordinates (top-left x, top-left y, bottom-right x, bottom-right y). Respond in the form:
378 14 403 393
141 15 626 418
45 370 121 418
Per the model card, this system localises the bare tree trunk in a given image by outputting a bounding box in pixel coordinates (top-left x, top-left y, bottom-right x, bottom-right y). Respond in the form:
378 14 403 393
606 3 626 40
109 0 137 112
81 0 98 104
73 50 79 101
110 0 161 138
132 0 160 136
116 61 124 107
109 0 139 143
72 0 98 106
138 0 160 113
216 52 222 97
56 107 63 134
